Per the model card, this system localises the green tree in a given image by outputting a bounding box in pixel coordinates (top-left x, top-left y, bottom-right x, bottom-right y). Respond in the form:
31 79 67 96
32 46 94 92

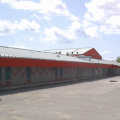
116 56 120 63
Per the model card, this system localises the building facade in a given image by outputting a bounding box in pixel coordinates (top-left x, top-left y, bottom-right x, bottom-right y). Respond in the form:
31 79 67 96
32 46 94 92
0 46 120 89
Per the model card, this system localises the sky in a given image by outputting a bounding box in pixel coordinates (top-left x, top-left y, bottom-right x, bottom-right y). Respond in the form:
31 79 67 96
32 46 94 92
0 0 120 60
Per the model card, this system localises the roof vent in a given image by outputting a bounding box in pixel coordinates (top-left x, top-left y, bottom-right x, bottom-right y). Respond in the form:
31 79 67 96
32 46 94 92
66 52 69 56
77 52 79 57
56 54 60 57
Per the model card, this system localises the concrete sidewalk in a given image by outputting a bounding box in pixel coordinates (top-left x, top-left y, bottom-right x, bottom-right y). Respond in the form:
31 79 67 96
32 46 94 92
0 76 120 120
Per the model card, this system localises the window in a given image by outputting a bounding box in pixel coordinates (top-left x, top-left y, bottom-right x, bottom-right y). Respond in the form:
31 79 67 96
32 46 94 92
92 68 94 76
5 67 11 80
52 67 54 71
26 67 31 78
80 68 82 76
0 68 1 81
55 68 58 76
60 68 63 76
77 68 79 74
103 68 106 74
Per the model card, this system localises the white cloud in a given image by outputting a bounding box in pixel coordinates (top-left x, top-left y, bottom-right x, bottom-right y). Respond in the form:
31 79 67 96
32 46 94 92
0 0 70 17
84 13 92 21
33 14 41 20
44 27 75 44
43 15 52 20
104 58 114 61
100 15 120 34
83 20 99 38
43 20 99 44
0 20 17 36
70 15 80 21
101 50 113 60
28 37 34 41
0 0 41 11
85 0 120 35
11 41 28 49
44 21 84 44
1 0 80 22
17 19 40 32
33 14 52 20
0 19 40 36
69 21 82 34
101 50 110 55
39 0 70 16
22 36 35 42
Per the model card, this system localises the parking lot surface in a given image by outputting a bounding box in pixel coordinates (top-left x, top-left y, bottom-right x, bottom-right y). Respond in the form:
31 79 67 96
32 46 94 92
0 76 120 120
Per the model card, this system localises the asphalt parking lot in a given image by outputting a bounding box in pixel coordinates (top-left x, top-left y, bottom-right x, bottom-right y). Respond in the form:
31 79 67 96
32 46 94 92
0 76 120 120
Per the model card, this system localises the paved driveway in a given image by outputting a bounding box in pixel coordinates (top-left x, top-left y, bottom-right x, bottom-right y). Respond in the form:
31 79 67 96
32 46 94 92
0 76 120 120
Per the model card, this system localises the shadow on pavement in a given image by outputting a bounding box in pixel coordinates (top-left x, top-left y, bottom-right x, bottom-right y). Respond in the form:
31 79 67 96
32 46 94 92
0 76 114 96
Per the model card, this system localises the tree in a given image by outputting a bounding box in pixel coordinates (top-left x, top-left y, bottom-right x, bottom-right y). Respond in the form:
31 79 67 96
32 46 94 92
116 56 120 63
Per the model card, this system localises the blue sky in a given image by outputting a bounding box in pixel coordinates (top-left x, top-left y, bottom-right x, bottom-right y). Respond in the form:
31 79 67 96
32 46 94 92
0 0 120 60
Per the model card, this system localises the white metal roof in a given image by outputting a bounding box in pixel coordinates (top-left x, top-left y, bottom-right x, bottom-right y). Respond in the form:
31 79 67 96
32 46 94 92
73 48 92 54
0 46 94 63
0 46 120 66
42 48 93 55
90 58 120 66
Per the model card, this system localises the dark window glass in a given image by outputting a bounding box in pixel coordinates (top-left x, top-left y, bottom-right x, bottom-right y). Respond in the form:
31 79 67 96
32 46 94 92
92 68 94 75
60 68 63 76
77 68 79 74
27 67 31 78
0 68 1 81
5 67 11 80
103 68 106 74
80 68 82 76
55 68 58 76
52 67 54 71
